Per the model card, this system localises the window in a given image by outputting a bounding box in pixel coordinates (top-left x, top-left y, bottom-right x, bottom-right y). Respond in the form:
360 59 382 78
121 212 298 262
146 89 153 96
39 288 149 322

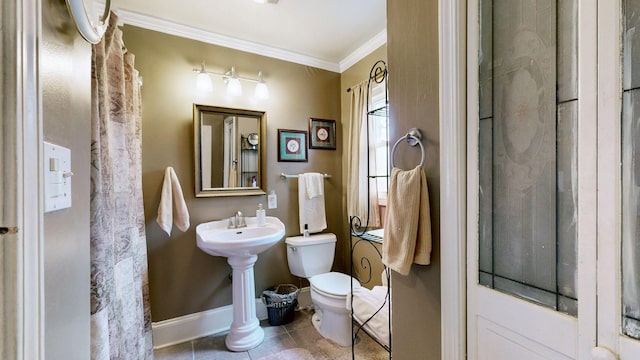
369 80 389 203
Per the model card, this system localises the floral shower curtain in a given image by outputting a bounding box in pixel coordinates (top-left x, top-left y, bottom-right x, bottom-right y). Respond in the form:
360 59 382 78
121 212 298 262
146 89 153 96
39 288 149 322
347 82 381 228
90 13 153 359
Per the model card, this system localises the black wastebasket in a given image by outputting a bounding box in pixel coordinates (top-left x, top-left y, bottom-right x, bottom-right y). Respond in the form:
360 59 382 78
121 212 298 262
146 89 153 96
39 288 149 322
261 284 300 326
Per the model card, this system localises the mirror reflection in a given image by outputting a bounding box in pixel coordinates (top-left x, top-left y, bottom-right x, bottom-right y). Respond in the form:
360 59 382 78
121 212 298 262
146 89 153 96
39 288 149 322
194 104 266 197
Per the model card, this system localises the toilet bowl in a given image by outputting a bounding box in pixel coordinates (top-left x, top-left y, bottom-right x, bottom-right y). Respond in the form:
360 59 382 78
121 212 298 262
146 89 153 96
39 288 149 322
309 272 360 347
285 234 360 347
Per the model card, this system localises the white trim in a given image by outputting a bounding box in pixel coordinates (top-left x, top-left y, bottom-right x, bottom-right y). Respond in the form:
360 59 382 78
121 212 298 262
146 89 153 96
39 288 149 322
577 1 599 358
114 9 343 73
152 299 268 349
18 0 45 358
338 30 387 73
113 8 386 74
439 0 467 359
597 0 624 354
297 286 313 310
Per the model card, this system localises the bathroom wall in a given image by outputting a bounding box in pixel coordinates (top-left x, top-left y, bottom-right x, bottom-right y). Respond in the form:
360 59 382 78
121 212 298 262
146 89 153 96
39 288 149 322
41 0 92 358
387 1 441 359
122 26 343 322
339 45 388 287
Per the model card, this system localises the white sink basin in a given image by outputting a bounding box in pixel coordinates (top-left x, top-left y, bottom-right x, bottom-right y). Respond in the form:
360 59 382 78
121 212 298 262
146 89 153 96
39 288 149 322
196 216 285 257
195 215 285 352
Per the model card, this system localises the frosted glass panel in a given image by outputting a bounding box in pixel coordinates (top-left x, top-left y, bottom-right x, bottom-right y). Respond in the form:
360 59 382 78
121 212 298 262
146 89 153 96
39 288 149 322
557 100 578 303
622 0 640 340
479 118 493 287
478 0 578 316
557 0 578 102
479 0 493 119
622 88 640 340
624 0 640 90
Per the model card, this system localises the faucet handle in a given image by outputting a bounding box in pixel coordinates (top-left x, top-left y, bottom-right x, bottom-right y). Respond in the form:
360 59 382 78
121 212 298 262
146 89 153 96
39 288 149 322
228 217 235 228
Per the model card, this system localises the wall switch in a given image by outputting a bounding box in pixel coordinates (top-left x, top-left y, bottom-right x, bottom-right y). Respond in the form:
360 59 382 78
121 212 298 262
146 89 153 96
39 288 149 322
44 142 72 212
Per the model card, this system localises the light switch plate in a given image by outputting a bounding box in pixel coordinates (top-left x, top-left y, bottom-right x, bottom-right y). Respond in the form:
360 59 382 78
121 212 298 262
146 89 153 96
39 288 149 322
44 141 72 212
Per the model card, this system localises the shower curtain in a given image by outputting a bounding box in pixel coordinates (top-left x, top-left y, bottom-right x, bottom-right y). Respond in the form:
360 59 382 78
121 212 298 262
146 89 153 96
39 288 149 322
90 13 153 359
347 82 381 228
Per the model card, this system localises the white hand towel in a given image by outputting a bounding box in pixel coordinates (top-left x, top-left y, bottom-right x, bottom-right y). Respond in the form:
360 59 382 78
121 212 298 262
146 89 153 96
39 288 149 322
157 167 190 236
305 173 324 199
298 173 327 234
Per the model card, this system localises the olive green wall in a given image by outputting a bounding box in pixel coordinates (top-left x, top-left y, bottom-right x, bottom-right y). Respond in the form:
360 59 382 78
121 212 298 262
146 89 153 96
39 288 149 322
42 0 92 358
340 46 388 288
122 26 343 321
388 1 441 359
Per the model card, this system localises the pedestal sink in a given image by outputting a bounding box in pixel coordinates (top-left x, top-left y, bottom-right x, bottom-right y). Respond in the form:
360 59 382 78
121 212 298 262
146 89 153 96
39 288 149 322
196 216 285 351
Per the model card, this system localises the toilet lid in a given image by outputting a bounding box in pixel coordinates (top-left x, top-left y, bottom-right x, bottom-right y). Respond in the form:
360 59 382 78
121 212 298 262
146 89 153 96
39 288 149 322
309 272 360 296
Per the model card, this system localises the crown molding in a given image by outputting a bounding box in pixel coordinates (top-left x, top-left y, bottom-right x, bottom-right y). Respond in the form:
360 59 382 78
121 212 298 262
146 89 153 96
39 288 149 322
113 8 386 74
114 8 341 72
339 29 387 72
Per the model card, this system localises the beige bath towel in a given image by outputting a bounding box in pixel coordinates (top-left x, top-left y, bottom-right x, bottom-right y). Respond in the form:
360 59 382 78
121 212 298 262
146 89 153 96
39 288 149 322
157 166 190 236
382 166 432 275
298 173 327 234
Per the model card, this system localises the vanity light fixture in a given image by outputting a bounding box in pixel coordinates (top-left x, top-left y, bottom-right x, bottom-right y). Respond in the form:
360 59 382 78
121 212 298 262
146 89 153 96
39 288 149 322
193 62 269 99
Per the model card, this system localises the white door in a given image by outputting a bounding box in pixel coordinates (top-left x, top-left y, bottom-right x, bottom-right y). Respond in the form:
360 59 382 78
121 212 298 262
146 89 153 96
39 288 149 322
467 0 596 358
468 1 640 359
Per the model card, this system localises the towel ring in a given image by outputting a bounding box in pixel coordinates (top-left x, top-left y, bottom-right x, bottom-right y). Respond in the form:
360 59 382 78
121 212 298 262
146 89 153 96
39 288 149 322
391 128 425 168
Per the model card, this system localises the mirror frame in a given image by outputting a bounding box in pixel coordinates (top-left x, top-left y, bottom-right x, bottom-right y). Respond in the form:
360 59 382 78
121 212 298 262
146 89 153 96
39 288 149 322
193 104 266 197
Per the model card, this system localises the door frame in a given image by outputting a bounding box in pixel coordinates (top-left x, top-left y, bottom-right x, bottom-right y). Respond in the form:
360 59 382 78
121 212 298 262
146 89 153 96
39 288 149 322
446 1 599 359
438 0 467 359
16 0 45 358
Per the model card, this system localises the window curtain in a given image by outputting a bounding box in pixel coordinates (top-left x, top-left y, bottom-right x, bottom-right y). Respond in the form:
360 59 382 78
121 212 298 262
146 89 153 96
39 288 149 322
90 13 153 359
347 82 381 228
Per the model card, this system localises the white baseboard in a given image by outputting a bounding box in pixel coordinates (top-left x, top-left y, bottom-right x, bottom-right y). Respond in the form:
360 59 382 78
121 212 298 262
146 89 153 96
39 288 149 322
297 286 313 310
152 299 268 349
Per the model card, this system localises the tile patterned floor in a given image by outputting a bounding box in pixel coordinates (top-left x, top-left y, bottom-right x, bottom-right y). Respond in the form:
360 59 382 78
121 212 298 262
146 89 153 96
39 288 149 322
154 309 389 360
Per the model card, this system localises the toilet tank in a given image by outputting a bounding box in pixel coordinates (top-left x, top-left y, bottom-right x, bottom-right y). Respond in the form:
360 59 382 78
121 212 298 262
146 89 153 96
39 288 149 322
285 233 336 278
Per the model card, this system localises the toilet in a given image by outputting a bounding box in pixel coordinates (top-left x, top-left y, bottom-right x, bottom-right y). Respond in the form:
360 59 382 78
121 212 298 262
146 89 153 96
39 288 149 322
285 233 360 347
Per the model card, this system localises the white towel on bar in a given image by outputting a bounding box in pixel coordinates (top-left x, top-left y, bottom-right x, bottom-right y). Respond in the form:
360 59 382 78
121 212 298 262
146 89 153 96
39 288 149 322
298 173 327 234
157 166 190 236
305 173 324 199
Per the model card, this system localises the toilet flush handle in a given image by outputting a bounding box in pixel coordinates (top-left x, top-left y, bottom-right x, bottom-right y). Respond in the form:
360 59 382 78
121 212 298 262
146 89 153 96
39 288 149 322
289 246 297 252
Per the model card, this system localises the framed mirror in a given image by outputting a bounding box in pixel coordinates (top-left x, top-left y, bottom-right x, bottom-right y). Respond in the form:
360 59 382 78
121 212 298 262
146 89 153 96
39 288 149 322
194 104 266 197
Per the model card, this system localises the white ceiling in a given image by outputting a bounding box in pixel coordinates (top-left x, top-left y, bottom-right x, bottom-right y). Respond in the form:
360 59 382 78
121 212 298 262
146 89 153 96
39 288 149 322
111 0 387 72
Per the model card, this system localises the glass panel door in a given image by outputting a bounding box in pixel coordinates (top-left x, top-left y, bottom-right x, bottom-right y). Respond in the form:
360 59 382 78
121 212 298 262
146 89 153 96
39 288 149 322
478 0 578 315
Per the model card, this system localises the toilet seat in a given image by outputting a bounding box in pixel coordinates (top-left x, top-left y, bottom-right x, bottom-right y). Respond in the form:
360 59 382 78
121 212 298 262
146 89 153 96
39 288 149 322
310 272 360 299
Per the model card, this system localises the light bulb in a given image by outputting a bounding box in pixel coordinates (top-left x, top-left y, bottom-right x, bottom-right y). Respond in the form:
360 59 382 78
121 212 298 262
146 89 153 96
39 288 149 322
195 62 213 92
226 67 242 96
254 71 269 100
197 72 213 92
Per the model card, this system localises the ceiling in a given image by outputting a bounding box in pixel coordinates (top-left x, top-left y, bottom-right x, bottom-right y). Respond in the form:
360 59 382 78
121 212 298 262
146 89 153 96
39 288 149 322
110 0 387 72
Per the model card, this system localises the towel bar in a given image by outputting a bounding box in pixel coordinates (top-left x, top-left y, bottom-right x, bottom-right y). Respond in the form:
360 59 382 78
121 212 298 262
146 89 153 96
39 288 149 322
390 128 425 168
280 173 332 179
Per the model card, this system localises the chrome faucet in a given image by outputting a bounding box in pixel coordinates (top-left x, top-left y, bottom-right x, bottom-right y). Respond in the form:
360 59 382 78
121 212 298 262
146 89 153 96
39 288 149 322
228 210 247 229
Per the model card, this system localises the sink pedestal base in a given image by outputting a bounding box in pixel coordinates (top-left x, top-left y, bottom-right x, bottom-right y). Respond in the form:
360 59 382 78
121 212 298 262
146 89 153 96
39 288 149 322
225 254 264 352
